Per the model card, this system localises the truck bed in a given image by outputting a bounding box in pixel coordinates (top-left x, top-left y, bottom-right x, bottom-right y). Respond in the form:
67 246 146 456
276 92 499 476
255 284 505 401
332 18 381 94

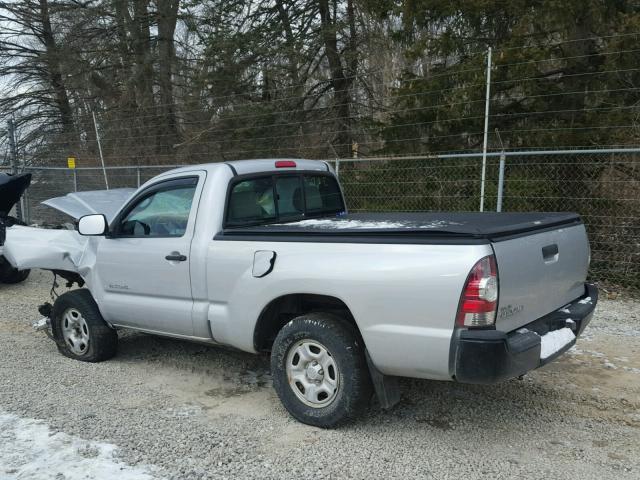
221 210 589 334
220 212 582 243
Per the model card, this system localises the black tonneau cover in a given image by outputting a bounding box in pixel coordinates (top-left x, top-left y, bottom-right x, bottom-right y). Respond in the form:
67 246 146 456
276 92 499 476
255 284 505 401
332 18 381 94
219 212 582 244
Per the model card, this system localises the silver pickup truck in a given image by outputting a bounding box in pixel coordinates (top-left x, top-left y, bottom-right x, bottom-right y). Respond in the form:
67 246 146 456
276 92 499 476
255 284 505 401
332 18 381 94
2 159 597 427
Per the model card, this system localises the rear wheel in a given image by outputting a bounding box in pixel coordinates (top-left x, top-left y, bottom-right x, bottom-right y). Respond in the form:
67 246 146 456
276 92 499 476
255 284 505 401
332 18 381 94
51 289 117 362
271 313 372 427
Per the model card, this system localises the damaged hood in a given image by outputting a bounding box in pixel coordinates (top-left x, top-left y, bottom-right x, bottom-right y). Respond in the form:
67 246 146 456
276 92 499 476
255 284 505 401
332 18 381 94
42 188 136 222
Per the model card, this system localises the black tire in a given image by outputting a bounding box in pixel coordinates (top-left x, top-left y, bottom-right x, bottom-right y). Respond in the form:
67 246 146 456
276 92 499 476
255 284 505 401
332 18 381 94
51 289 118 362
0 266 30 284
271 313 373 428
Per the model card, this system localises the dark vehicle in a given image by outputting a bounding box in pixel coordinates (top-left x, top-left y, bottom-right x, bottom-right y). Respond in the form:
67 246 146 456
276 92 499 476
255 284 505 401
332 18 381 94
0 172 32 284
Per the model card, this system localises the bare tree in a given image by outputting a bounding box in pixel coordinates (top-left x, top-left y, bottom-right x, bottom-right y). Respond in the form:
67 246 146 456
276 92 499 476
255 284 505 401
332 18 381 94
0 0 73 133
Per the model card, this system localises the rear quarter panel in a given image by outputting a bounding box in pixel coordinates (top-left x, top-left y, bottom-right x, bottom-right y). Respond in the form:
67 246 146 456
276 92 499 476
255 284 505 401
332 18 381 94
205 240 492 380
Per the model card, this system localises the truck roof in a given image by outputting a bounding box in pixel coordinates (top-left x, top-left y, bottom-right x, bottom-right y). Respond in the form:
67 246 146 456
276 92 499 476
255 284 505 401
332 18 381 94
161 158 332 177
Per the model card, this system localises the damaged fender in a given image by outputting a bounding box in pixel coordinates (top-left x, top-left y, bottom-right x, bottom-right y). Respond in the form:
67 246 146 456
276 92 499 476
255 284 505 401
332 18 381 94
2 226 98 287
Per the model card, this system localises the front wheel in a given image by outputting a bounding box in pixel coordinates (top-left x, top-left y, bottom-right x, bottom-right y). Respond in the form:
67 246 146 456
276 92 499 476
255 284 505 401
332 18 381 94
51 289 118 362
271 313 372 427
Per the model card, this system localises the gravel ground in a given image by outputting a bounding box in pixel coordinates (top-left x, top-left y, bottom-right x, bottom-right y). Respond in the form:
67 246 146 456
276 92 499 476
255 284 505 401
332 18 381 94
1 270 639 480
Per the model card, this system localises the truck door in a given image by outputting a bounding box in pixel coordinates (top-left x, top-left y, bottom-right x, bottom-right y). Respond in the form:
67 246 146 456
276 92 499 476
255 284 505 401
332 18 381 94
95 173 204 336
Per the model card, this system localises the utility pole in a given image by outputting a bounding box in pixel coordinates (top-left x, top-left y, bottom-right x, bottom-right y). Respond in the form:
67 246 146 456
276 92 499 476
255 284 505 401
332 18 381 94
7 118 23 221
495 129 506 212
479 47 492 212
92 111 109 189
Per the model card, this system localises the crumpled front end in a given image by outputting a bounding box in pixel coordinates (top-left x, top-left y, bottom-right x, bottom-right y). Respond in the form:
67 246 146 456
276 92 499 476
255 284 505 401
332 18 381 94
2 186 134 286
2 226 96 281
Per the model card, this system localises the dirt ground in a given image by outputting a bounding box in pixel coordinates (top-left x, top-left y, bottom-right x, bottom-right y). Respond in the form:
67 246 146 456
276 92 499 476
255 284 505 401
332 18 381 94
1 270 639 479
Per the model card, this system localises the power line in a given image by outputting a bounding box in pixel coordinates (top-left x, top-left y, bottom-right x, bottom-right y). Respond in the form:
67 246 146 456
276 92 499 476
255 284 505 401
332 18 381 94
33 81 640 146
494 48 640 68
496 31 640 52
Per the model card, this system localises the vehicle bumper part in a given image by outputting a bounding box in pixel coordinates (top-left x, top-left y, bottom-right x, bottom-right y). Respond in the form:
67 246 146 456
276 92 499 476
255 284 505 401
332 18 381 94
453 283 597 384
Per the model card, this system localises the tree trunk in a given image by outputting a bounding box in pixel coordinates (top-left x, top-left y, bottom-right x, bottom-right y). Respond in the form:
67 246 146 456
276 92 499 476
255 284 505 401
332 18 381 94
131 0 154 112
38 0 73 133
113 0 136 109
156 0 180 149
318 0 354 157
274 0 301 89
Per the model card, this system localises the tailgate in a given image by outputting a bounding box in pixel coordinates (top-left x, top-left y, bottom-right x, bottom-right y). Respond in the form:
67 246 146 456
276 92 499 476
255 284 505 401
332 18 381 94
493 223 590 332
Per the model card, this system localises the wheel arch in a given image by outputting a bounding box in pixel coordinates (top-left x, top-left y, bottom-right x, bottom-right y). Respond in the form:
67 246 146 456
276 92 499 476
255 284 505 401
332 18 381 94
253 293 364 352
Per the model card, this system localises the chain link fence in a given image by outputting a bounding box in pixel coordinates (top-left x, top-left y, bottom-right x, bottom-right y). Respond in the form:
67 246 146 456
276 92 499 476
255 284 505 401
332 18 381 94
2 149 639 290
335 149 640 290
0 165 179 226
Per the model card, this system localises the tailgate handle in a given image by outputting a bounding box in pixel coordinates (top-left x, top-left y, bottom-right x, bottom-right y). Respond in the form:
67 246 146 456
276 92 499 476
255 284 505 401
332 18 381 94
542 244 559 262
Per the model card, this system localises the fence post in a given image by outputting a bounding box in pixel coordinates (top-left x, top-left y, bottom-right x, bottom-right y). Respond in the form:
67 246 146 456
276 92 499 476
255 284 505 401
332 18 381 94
496 151 505 212
23 189 30 224
7 118 23 222
73 169 78 192
335 158 340 178
479 47 492 212
136 167 141 188
92 111 109 189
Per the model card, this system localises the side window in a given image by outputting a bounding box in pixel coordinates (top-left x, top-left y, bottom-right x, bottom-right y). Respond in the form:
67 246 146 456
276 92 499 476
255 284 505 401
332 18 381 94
227 177 276 225
118 183 196 237
303 175 343 213
275 176 303 218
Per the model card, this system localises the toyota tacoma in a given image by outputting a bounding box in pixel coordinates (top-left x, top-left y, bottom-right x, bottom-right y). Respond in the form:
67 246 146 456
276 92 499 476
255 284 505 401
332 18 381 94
1 159 597 427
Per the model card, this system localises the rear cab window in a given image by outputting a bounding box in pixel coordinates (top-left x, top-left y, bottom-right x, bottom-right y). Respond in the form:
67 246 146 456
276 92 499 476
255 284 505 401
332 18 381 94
226 173 344 227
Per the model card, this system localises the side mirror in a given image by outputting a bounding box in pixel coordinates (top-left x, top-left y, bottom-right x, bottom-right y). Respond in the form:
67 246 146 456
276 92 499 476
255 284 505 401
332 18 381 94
78 214 109 236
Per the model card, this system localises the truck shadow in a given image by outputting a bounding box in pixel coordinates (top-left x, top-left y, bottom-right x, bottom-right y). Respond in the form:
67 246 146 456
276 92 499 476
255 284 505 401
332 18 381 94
111 330 605 435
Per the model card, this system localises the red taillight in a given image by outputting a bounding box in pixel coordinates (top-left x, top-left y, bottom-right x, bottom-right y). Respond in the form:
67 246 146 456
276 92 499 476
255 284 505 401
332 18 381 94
275 160 296 168
456 255 498 328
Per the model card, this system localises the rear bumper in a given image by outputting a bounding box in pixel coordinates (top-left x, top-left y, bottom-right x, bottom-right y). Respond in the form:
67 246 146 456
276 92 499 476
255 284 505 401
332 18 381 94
453 283 597 384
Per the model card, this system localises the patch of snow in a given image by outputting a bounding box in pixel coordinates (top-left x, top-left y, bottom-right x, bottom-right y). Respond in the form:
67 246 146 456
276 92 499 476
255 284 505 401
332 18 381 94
582 349 605 358
578 296 592 305
0 410 160 480
516 328 530 334
558 308 571 314
603 361 617 370
417 220 463 229
163 404 202 418
565 318 575 326
289 219 406 229
279 218 462 230
540 327 575 360
622 366 640 374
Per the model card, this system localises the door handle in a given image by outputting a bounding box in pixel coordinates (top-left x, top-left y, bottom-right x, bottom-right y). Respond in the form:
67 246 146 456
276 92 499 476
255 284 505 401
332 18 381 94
165 253 187 262
542 244 559 263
